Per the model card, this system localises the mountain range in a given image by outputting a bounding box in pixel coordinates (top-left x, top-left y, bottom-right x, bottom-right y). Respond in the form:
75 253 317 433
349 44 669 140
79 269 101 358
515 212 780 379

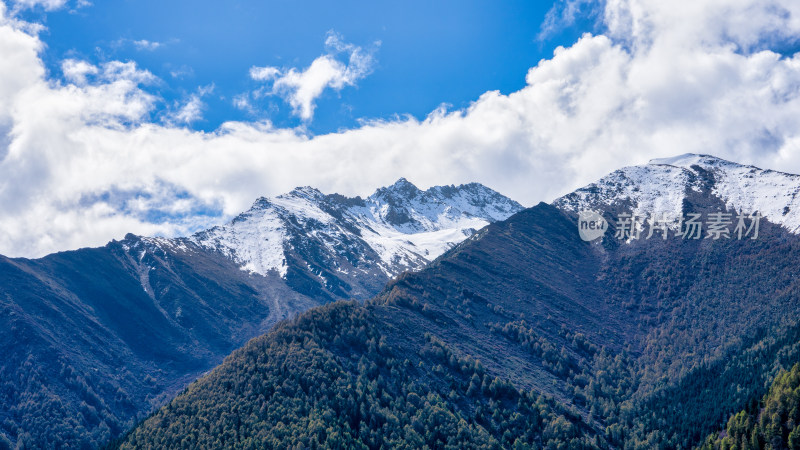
6 154 800 449
0 179 522 448
116 154 800 449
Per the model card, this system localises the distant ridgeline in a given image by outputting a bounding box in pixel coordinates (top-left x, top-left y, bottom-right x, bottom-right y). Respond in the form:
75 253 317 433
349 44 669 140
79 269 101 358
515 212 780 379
116 155 800 449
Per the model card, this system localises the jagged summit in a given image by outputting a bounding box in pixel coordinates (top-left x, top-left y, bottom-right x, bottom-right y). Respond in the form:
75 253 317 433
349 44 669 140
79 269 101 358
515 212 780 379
373 177 421 197
184 180 523 279
368 179 522 224
285 185 326 200
554 153 800 234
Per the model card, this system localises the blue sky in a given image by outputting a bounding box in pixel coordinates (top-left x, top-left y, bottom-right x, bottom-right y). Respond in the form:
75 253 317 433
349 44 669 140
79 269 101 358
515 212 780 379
20 0 599 133
2 0 800 257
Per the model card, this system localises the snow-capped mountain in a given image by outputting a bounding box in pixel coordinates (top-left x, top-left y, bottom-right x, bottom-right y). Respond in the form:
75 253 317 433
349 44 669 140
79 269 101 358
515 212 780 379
9 155 800 448
0 178 521 448
183 178 522 279
121 178 522 306
554 153 800 233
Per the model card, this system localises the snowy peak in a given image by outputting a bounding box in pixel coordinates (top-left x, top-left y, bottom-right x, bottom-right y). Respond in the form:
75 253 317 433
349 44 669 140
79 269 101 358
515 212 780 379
554 162 692 222
343 180 523 270
188 180 523 279
428 182 525 222
554 153 800 234
371 177 422 201
284 186 327 202
364 178 522 231
193 199 288 277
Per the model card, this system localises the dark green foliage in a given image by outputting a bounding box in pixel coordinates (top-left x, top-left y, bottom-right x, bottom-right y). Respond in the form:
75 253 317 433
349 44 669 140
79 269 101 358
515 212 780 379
119 301 600 449
699 363 800 450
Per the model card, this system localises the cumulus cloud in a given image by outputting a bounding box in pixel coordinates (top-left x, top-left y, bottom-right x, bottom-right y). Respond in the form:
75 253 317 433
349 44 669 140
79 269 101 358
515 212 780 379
2 0 800 257
61 59 98 85
163 84 214 125
248 31 378 120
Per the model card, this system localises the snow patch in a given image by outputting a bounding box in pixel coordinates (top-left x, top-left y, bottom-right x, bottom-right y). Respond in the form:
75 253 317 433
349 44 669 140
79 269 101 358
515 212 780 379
555 154 800 234
188 180 523 277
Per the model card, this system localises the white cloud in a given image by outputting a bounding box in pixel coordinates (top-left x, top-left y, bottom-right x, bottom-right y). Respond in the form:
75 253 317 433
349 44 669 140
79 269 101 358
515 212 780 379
99 60 156 84
249 66 280 81
2 1 800 258
232 93 254 112
538 0 600 41
248 31 378 121
167 95 203 125
9 0 89 12
10 0 67 11
169 65 194 79
164 84 214 125
132 39 161 51
61 59 98 85
112 38 165 52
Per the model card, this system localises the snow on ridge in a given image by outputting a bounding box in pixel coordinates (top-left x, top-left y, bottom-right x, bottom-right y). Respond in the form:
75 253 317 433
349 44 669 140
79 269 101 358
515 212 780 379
188 187 345 278
272 187 336 226
347 180 522 267
191 203 289 277
354 215 489 270
181 180 522 278
651 154 800 232
696 158 800 233
360 179 522 232
554 163 691 225
555 153 800 234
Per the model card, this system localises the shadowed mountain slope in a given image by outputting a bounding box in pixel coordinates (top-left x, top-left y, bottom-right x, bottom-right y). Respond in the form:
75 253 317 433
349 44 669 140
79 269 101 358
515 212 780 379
0 180 522 448
118 155 800 449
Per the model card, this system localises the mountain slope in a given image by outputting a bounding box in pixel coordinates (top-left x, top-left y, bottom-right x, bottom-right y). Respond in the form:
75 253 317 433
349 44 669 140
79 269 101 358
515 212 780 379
119 155 800 449
119 300 601 449
118 204 611 450
1 244 285 447
699 362 800 449
0 180 522 449
555 153 800 233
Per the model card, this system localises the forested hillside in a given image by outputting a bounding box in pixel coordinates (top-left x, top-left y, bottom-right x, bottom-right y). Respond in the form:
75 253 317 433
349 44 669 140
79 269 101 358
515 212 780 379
119 301 602 449
700 363 800 449
118 201 800 449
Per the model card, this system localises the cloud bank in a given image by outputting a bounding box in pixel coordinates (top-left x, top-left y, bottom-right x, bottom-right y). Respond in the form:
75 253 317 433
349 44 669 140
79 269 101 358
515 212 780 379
1 0 800 257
